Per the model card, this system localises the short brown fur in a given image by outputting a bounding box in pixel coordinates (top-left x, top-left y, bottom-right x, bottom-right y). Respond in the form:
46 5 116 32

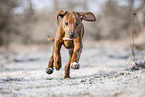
46 10 96 78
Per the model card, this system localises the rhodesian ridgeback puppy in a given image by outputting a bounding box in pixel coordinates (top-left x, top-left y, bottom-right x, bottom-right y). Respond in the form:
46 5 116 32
46 10 96 78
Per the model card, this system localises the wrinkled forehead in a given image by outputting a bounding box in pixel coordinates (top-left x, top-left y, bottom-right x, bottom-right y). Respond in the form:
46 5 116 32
63 12 80 22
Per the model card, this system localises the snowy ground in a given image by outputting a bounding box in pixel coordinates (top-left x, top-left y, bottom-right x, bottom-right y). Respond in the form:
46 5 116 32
0 41 145 97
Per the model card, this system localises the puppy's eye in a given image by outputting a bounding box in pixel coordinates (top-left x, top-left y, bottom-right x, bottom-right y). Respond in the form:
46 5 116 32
76 22 79 26
65 22 68 26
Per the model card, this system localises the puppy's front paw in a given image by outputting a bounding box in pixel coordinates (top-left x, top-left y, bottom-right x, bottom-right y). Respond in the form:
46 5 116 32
46 68 53 74
71 62 80 69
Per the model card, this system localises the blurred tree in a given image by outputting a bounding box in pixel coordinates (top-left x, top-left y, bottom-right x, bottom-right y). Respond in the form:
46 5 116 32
1 0 144 46
128 0 134 10
136 0 145 28
24 0 34 18
0 0 19 45
93 0 137 40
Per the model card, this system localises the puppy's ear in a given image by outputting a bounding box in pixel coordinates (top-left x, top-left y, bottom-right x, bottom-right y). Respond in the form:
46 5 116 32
56 10 68 25
78 12 96 22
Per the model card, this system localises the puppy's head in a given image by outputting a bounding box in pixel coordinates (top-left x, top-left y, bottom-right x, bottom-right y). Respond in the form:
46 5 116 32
56 10 96 40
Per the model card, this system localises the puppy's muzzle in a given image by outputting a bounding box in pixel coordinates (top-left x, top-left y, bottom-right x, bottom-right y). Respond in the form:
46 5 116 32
69 32 75 38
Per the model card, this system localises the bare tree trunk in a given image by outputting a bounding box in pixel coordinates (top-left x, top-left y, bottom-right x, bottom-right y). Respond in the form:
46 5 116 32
128 0 134 10
25 0 34 19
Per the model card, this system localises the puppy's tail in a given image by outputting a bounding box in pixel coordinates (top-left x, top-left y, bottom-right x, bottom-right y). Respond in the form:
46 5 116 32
47 35 55 41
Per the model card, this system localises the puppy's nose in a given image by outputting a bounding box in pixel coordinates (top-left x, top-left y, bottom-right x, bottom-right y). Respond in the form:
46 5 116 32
69 32 75 37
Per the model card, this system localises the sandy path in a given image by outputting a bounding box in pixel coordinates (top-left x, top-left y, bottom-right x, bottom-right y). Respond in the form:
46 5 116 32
0 43 145 97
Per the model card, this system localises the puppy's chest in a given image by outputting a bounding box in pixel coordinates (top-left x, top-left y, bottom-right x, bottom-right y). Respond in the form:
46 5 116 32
63 40 74 49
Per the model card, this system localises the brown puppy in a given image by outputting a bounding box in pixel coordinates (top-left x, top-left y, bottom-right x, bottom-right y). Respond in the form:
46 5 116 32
46 10 96 78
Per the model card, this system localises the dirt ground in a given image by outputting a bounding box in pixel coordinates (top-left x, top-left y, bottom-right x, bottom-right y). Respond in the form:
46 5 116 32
0 41 145 97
